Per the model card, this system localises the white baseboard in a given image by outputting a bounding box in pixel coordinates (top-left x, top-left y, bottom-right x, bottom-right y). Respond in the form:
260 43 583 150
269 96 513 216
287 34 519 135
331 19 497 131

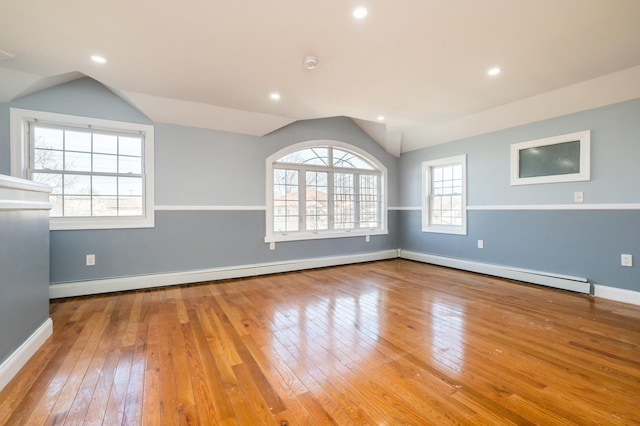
49 250 399 299
593 284 640 306
0 318 53 392
399 250 591 294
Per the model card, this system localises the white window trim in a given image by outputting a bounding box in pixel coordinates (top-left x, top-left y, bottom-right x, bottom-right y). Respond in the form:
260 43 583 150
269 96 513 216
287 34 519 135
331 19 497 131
422 154 467 235
10 108 155 230
265 140 388 243
510 130 590 186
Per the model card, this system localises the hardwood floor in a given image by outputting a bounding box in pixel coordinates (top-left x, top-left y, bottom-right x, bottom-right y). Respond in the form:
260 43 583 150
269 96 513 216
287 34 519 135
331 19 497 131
1 259 639 425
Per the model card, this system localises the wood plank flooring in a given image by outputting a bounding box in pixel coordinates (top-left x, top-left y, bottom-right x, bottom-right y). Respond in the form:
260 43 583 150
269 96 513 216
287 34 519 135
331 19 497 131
1 259 639 425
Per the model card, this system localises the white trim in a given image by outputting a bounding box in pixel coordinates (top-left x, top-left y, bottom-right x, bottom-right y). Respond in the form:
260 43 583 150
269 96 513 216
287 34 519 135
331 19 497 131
510 130 590 186
155 205 266 211
0 318 52 392
49 249 399 299
0 174 52 193
0 200 53 211
422 154 467 235
467 203 640 211
399 250 591 294
265 140 388 243
390 206 420 211
10 108 155 231
594 285 640 306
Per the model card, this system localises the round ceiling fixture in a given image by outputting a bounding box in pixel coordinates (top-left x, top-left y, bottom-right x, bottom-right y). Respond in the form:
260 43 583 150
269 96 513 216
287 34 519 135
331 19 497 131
303 56 318 70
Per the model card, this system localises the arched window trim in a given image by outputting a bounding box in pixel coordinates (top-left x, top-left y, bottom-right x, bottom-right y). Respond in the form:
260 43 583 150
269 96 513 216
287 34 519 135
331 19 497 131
265 140 388 243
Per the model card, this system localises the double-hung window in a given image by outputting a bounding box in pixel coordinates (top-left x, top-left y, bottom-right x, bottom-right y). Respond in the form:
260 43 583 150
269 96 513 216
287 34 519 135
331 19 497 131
266 141 387 242
422 154 467 235
10 108 154 230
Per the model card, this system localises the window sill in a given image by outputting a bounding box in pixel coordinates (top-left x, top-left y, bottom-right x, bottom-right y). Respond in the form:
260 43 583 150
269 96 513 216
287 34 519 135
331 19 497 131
50 216 155 231
422 226 467 236
265 228 387 243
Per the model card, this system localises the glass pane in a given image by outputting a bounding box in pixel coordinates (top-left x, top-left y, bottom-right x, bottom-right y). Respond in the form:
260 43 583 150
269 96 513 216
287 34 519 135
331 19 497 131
65 151 91 172
32 173 62 194
92 195 118 217
333 149 374 169
64 174 91 195
50 195 63 217
92 176 118 195
63 195 91 216
93 153 118 173
119 136 142 157
118 196 143 216
443 166 453 181
433 167 443 181
278 148 329 166
93 133 118 154
119 156 142 174
33 127 63 150
65 130 91 152
119 177 143 196
33 149 63 170
519 140 581 178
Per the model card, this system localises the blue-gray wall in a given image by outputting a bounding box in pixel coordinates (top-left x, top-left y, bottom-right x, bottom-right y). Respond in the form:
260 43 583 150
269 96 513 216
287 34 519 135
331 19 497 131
399 99 640 291
2 77 638 293
6 78 399 284
0 205 50 366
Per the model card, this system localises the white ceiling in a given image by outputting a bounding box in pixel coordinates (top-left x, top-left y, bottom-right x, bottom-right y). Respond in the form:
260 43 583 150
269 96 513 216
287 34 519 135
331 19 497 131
2 0 640 155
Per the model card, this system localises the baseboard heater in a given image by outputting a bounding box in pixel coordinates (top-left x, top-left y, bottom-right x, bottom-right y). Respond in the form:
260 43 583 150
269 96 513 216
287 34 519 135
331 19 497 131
399 250 592 295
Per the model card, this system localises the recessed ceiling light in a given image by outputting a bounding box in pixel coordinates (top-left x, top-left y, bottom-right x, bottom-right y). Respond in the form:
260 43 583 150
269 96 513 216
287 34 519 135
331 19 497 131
377 115 385 121
270 92 281 101
91 55 107 64
353 7 368 19
487 67 501 76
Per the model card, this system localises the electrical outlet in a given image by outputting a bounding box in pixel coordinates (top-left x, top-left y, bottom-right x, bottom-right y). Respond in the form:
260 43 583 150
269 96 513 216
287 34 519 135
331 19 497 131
477 240 484 249
621 254 633 267
269 242 275 251
365 235 370 243
86 254 96 266
574 191 584 203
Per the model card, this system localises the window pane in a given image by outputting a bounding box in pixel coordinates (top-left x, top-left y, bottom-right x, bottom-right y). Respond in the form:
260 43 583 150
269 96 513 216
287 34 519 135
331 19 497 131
34 127 63 150
93 153 118 173
305 171 328 231
65 130 91 152
92 195 118 217
119 156 142 174
33 148 64 170
92 176 118 195
119 177 143 196
333 149 374 169
118 196 143 216
64 196 91 216
32 173 62 194
50 195 63 217
119 136 142 157
93 133 118 154
334 173 355 229
359 174 379 227
65 151 91 172
64 174 91 195
278 148 328 166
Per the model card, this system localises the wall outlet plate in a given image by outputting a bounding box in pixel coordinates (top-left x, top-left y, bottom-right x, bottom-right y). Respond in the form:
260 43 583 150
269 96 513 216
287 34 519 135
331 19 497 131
574 191 584 203
477 240 484 249
621 254 633 267
86 254 96 266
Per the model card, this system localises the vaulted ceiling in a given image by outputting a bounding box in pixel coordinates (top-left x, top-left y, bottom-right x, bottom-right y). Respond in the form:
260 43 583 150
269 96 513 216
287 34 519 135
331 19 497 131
2 0 640 155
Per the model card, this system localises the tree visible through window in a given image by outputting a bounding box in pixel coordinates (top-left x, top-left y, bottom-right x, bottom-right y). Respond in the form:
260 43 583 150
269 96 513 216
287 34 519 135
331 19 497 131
267 142 387 242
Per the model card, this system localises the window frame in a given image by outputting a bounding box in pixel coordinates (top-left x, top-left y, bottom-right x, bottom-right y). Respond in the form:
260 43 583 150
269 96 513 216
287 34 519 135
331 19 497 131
265 140 387 243
422 154 467 235
10 108 155 230
510 130 590 186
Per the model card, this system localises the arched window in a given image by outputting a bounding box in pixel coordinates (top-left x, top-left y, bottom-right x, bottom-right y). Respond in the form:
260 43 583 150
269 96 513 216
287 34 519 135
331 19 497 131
266 141 387 242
